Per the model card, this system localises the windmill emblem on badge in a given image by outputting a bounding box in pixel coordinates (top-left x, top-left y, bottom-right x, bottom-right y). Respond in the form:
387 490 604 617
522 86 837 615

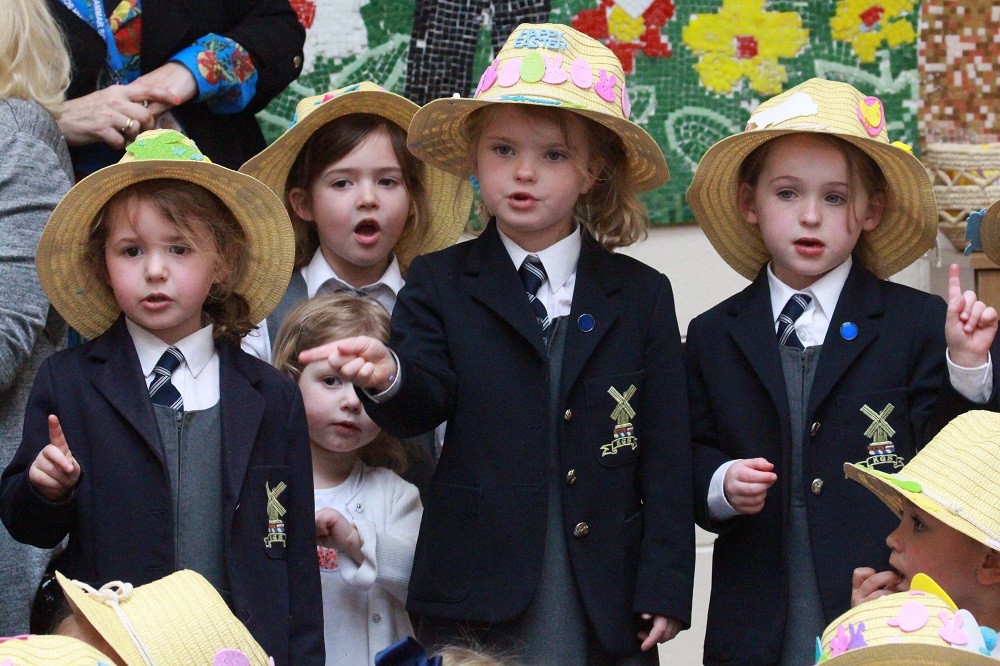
264 481 288 548
602 384 639 456
860 403 903 468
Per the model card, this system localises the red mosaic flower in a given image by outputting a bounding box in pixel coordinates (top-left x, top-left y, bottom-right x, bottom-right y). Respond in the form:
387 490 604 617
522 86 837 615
571 0 675 74
231 48 255 83
197 50 221 85
735 35 759 59
859 5 885 27
290 0 317 29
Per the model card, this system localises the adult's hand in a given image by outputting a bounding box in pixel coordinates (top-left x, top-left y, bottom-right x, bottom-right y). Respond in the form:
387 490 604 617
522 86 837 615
57 81 178 149
133 62 198 116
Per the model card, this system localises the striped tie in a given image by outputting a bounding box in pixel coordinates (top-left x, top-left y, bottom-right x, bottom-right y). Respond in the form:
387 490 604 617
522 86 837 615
149 346 184 412
777 293 812 350
518 256 550 338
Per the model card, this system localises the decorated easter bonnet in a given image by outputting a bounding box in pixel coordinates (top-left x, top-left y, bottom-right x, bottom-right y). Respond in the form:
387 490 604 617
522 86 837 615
845 410 1000 552
56 570 272 665
814 576 998 664
688 78 937 280
407 23 669 192
37 129 295 340
0 634 116 664
240 82 473 271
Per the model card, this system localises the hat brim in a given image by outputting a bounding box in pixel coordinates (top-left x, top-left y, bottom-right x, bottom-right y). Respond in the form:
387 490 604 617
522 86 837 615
407 95 670 192
844 462 996 550
37 159 294 340
826 643 996 665
241 89 472 269
980 199 1000 265
0 634 116 664
687 128 937 280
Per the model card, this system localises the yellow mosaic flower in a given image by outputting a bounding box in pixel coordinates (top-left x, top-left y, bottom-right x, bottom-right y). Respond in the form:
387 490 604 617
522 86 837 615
830 0 916 63
682 0 808 95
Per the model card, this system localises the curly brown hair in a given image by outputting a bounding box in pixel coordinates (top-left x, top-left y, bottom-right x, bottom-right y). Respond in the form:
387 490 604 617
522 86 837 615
85 179 254 343
270 293 408 473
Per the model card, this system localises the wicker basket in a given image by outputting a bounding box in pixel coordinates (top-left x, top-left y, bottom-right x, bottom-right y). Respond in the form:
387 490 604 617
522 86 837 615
922 143 1000 251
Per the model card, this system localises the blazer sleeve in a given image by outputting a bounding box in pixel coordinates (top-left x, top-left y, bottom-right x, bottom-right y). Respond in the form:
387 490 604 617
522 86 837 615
364 255 458 437
216 0 305 113
0 356 77 547
631 274 695 626
907 295 949 445
282 384 326 663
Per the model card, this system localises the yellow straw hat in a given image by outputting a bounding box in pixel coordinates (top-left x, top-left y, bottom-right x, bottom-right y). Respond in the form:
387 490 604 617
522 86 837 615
687 78 937 280
56 570 271 666
978 199 1000 265
0 634 115 665
36 129 294 340
240 82 473 271
845 410 1000 552
815 582 996 664
407 23 669 192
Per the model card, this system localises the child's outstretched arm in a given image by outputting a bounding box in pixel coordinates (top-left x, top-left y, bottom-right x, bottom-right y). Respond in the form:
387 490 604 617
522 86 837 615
28 415 80 502
298 336 398 395
946 262 998 369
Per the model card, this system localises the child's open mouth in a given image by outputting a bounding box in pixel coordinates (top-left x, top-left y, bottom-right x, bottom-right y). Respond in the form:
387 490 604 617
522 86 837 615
794 238 824 255
354 220 381 241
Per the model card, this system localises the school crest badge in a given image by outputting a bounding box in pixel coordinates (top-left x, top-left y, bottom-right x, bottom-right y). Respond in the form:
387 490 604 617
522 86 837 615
859 403 904 469
263 481 288 555
602 384 639 456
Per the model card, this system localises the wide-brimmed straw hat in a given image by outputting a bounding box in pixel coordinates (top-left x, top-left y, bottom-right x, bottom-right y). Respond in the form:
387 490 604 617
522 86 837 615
815 582 996 664
0 634 115 664
688 78 937 280
240 82 473 271
845 410 1000 551
57 570 270 665
37 129 294 340
407 23 669 192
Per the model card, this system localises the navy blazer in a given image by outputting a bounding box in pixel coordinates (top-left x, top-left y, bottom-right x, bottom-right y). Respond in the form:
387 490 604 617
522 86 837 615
364 221 695 659
686 261 947 665
0 317 323 664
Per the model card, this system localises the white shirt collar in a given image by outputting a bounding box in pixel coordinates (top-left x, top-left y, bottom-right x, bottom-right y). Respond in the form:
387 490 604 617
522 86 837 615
126 318 216 379
498 224 581 292
300 248 405 298
767 255 852 324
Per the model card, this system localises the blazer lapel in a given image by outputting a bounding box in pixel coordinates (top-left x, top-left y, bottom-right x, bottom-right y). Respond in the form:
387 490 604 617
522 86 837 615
89 318 166 463
728 270 790 418
467 222 548 359
560 235 618 397
807 262 881 415
218 344 266 509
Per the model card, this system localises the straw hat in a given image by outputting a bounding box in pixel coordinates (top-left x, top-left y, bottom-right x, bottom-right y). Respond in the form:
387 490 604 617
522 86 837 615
37 129 294 340
687 78 937 280
56 570 271 666
240 82 473 271
979 200 1000 264
0 634 115 665
815 584 996 664
407 23 669 192
845 410 1000 551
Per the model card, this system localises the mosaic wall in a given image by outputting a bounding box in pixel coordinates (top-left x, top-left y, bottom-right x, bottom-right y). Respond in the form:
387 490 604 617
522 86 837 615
260 0 922 224
918 0 1000 144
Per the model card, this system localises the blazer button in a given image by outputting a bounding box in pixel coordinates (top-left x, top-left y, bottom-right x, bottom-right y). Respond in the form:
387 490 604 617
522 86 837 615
811 478 824 495
810 422 821 437
573 522 589 538
564 409 573 421
565 469 577 485
372 612 381 623
293 55 303 68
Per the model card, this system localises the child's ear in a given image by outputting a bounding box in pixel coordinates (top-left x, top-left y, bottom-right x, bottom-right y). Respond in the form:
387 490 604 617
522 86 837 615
287 187 315 222
738 182 758 225
860 194 884 232
976 547 1000 586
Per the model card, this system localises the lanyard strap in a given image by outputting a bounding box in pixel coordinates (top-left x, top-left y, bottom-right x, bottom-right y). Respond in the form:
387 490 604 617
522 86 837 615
57 0 126 80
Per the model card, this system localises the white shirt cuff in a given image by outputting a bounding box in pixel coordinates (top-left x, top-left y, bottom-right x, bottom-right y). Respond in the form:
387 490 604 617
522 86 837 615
708 459 742 522
946 350 993 404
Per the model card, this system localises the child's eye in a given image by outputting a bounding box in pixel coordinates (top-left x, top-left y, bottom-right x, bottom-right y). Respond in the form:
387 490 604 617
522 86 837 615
544 150 567 161
777 189 796 200
322 376 343 387
331 179 351 189
911 514 926 532
123 246 142 257
493 144 513 157
378 177 400 187
826 193 847 205
169 245 190 255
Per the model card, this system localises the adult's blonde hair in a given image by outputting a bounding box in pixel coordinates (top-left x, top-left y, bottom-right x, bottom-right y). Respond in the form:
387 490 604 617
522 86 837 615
0 0 71 117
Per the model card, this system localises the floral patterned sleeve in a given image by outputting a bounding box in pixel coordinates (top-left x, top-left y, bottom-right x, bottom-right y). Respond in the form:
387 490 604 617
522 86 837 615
170 33 258 114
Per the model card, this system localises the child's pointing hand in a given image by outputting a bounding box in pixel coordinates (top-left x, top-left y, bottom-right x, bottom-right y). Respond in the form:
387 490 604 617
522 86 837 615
28 415 81 502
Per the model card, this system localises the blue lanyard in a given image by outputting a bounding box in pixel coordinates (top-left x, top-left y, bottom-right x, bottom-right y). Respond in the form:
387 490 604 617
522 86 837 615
58 0 125 80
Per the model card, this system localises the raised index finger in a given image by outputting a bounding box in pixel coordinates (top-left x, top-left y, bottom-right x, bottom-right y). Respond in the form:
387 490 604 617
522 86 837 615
48 415 71 456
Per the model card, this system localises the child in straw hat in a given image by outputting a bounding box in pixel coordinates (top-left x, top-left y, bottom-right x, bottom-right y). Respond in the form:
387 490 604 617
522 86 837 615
846 410 1000 634
815 580 997 664
685 78 947 665
0 129 323 663
299 21 693 666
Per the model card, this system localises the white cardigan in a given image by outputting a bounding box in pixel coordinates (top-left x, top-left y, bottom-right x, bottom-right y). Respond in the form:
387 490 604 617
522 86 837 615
315 460 422 666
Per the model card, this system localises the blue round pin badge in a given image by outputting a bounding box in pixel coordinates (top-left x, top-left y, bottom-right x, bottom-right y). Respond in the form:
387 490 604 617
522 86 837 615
840 322 858 341
577 314 595 332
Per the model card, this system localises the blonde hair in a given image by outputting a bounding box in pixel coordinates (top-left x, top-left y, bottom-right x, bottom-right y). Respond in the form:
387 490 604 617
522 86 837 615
0 0 71 117
438 645 516 666
465 105 649 251
271 293 408 473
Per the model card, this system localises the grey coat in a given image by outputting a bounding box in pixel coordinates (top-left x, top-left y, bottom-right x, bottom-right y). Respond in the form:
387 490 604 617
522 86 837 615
0 97 72 635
